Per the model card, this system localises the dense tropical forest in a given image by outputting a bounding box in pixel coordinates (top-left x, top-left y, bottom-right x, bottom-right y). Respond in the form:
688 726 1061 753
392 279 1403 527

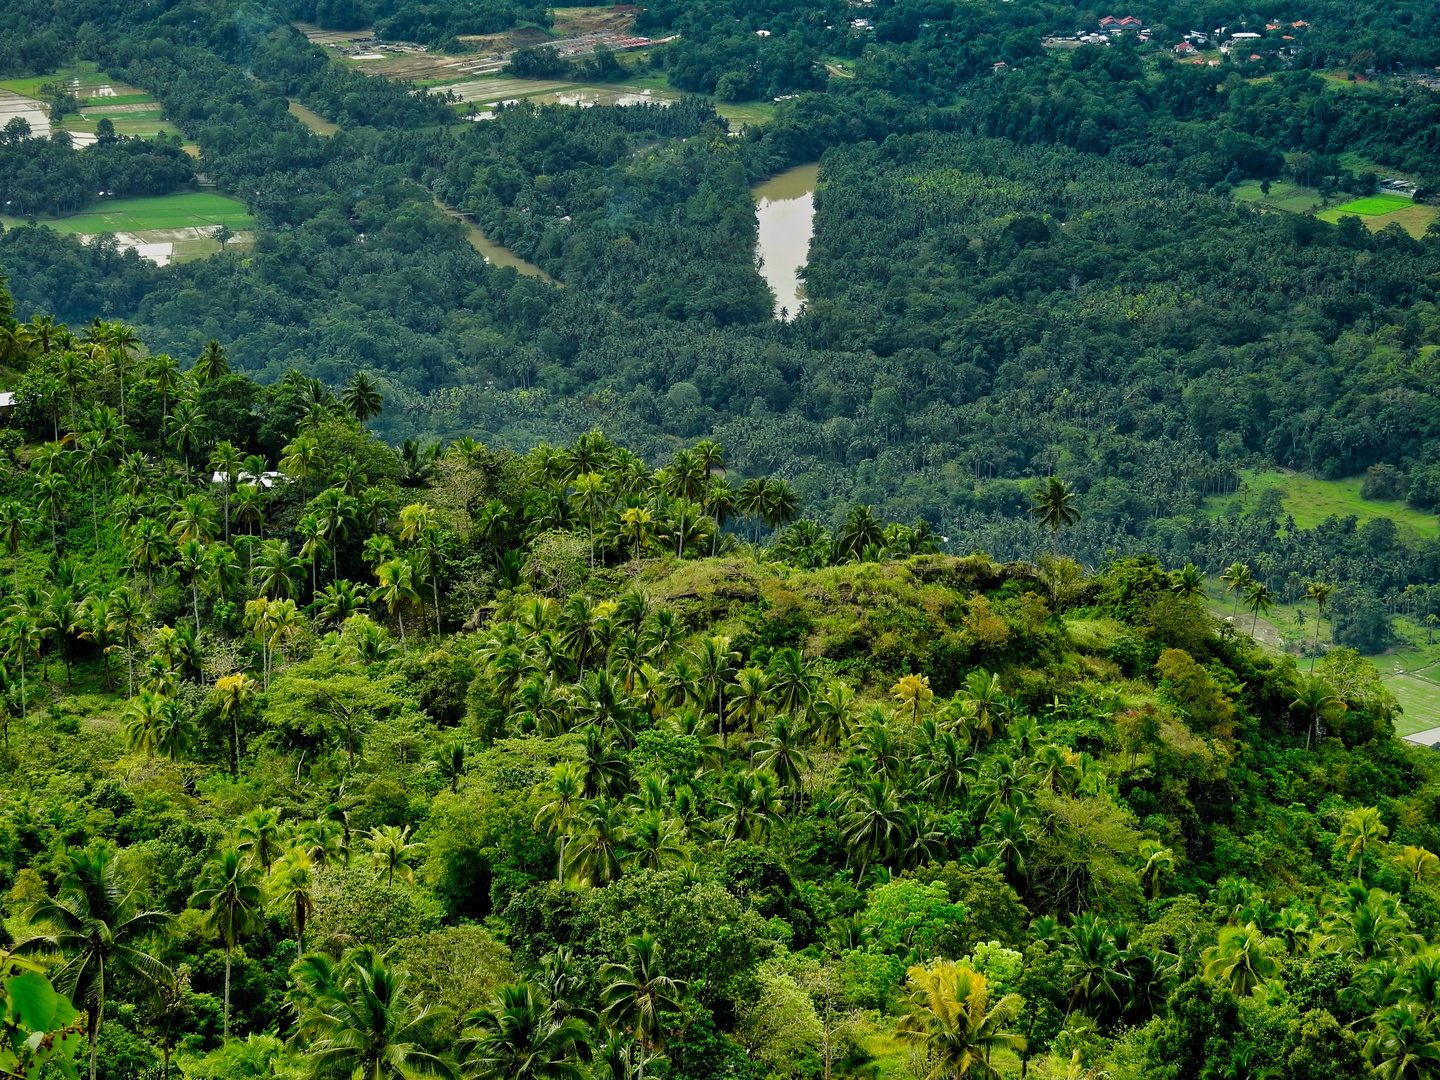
5 0 1440 624
5 0 1440 1075
0 279 1436 1080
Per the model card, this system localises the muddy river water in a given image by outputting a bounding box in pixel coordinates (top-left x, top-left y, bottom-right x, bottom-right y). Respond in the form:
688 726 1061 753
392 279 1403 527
752 162 818 320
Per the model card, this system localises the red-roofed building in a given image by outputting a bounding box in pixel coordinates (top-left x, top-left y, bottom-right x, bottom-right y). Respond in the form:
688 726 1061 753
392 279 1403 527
1099 15 1143 32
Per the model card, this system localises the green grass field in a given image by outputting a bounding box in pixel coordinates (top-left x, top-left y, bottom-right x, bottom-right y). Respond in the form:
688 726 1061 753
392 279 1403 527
1233 179 1332 213
1204 468 1440 538
0 63 107 97
0 192 254 234
1317 193 1413 220
715 101 777 125
1355 203 1439 238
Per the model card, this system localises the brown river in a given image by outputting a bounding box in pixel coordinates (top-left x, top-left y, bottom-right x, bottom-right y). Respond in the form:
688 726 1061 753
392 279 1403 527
752 162 819 320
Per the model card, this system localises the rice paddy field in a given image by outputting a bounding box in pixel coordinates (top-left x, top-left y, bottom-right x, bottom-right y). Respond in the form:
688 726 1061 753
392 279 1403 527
0 62 179 141
1318 193 1415 219
1 192 254 234
1233 179 1438 237
1 192 255 265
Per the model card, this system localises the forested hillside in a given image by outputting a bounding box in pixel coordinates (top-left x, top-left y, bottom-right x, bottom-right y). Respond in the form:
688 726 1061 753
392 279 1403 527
4 0 1440 634
0 280 1437 1080
5 0 1440 1071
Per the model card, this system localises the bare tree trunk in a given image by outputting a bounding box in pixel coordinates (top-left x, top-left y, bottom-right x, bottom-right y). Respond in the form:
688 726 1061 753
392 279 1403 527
224 950 232 1043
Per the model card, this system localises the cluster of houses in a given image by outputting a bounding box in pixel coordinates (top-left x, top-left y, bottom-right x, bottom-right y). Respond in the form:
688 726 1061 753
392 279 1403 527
1169 21 1309 63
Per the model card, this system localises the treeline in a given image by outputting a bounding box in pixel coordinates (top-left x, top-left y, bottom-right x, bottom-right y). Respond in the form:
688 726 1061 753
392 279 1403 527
279 0 551 47
0 127 195 218
965 50 1440 182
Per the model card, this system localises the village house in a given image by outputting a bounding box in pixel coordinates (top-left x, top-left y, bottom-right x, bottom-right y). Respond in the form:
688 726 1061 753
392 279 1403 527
1098 15 1143 33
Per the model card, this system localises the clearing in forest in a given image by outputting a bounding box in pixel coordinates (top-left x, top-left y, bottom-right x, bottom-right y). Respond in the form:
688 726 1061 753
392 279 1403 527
3 191 254 234
1 63 175 140
1203 468 1439 538
1317 193 1415 218
2 192 256 265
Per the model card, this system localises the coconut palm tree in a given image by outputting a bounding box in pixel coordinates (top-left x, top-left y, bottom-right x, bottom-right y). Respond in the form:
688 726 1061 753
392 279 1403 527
342 372 384 423
1029 477 1080 552
373 559 420 647
1336 806 1390 881
459 982 593 1080
367 825 423 887
836 504 884 561
717 770 780 843
267 849 316 955
232 484 266 548
619 506 655 561
165 403 208 477
891 673 934 727
690 635 739 745
1306 581 1334 671
625 812 687 873
280 435 326 501
1202 925 1281 997
106 585 146 699
126 518 171 597
146 353 181 421
237 806 285 872
1222 562 1253 619
294 947 453 1080
155 697 196 763
1367 1003 1440 1080
563 798 628 887
33 471 68 552
73 427 118 556
840 780 907 880
570 472 608 567
398 503 444 635
435 738 467 794
169 494 218 545
194 340 230 383
1243 580 1274 637
749 715 810 807
536 762 585 882
727 667 769 738
190 848 264 1044
1138 839 1175 900
915 727 976 806
810 682 858 749
214 672 255 775
17 845 172 1080
979 807 1033 883
600 936 686 1080
122 690 168 758
1171 563 1205 600
208 442 243 543
1290 675 1345 750
1395 845 1440 885
766 647 818 723
895 959 1025 1080
0 500 34 597
5 611 40 729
